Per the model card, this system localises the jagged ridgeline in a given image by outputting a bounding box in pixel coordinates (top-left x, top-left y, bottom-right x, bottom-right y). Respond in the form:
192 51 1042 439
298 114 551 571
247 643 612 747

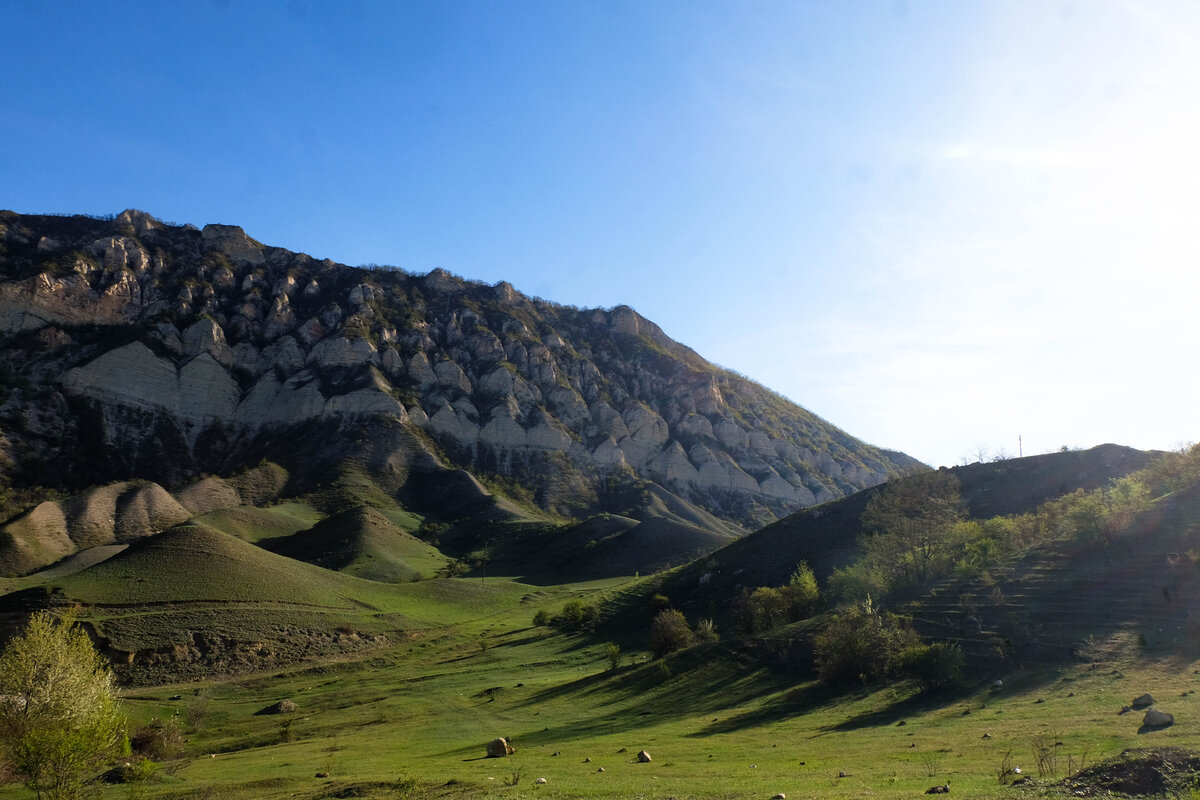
0 209 919 536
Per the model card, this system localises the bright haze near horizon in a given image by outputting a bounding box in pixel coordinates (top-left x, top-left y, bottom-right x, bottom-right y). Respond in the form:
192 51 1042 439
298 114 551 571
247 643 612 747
2 1 1197 468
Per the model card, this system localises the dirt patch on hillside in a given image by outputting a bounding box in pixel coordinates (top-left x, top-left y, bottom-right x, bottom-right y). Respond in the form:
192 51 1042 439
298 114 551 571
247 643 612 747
1059 748 1200 796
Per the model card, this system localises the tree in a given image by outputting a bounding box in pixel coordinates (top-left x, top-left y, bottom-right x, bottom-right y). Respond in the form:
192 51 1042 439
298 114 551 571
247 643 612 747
859 470 965 590
0 612 126 800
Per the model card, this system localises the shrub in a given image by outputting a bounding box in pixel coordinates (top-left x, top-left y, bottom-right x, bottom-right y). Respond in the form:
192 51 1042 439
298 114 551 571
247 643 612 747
783 561 820 618
736 562 820 633
900 641 964 691
552 601 597 629
532 610 551 627
813 598 920 684
603 644 621 671
694 618 719 645
649 609 694 658
130 715 184 760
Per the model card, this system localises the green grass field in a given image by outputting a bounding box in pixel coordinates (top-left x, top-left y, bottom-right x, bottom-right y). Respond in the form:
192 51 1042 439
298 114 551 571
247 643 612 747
6 572 1195 800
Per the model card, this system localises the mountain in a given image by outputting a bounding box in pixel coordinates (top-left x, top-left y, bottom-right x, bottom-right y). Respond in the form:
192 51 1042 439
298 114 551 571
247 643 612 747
0 209 919 576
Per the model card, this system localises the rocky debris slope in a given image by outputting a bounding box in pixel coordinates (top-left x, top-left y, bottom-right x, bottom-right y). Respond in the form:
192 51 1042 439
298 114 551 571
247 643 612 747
0 210 920 530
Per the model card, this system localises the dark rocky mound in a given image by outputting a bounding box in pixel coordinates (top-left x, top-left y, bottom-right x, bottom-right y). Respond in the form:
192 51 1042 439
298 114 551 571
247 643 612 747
1059 748 1200 797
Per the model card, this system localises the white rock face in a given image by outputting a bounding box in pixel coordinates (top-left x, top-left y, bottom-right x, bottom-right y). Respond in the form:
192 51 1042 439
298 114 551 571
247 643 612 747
308 336 378 367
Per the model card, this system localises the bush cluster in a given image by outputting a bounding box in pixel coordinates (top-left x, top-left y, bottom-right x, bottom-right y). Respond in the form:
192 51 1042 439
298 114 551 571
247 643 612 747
533 600 598 630
813 597 920 684
735 562 820 633
649 609 718 658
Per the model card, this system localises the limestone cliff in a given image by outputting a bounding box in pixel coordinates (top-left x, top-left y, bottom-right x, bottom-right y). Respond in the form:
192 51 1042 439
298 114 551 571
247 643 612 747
0 210 921 531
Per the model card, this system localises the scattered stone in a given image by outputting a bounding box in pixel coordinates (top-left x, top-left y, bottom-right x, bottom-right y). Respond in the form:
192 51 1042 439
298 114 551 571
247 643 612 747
1068 692 1075 697
255 699 297 715
925 785 950 794
168 694 182 700
597 767 605 773
992 679 1004 689
315 772 329 778
1143 708 1175 728
616 747 627 753
897 720 907 726
1133 694 1155 709
772 794 786 799
962 709 971 715
486 737 514 758
838 771 849 778
584 757 591 763
552 750 560 756
637 750 652 763
982 733 992 739
534 777 547 785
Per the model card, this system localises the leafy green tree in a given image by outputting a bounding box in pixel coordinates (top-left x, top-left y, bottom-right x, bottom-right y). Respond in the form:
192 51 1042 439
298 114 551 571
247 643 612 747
0 612 126 800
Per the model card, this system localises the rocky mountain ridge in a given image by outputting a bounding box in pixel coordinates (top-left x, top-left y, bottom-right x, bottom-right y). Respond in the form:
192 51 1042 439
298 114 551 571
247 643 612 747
0 209 920 535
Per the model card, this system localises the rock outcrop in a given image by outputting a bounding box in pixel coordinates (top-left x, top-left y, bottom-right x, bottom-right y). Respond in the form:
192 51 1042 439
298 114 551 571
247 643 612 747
0 209 921 531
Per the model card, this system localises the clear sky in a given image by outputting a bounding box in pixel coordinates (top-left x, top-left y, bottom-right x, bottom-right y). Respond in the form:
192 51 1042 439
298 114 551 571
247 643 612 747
3 0 1198 467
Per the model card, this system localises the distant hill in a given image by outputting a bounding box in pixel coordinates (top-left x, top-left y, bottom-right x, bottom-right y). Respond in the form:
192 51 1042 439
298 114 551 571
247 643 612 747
661 443 1156 608
0 209 920 577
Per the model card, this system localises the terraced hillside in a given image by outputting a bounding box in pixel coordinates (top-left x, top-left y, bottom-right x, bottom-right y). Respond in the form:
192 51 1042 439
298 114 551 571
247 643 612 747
906 481 1200 667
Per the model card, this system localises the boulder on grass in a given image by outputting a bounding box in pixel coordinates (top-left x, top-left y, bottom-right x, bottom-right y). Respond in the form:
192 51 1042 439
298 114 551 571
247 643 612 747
1143 708 1174 728
486 737 514 758
637 750 652 763
1132 693 1155 709
255 699 297 715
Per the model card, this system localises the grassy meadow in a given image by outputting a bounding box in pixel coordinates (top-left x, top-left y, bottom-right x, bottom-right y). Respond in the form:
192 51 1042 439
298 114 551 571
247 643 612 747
9 570 1196 800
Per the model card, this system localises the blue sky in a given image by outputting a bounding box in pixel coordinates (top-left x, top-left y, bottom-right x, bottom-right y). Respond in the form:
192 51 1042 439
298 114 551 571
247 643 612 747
3 0 1198 467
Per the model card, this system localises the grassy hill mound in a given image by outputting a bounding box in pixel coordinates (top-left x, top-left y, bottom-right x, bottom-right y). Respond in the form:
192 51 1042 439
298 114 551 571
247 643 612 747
267 505 451 582
52 523 377 607
191 502 322 545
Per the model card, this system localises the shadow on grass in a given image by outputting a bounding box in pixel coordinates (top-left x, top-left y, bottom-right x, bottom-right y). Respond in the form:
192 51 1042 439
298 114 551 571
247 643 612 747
688 681 838 736
818 688 948 733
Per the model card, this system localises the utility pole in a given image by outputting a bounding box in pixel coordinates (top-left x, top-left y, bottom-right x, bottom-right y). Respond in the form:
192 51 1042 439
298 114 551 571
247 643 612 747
1019 435 1023 458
